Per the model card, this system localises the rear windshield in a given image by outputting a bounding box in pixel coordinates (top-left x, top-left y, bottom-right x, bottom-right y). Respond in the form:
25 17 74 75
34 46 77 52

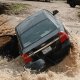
21 19 57 48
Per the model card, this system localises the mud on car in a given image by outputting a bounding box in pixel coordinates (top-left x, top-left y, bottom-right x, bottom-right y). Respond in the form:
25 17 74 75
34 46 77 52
15 10 71 71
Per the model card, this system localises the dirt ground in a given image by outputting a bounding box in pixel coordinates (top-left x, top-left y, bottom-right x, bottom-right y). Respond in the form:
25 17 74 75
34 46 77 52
0 1 80 80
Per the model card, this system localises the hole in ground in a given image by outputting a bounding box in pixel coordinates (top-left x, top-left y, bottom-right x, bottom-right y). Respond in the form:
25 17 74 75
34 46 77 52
0 35 20 61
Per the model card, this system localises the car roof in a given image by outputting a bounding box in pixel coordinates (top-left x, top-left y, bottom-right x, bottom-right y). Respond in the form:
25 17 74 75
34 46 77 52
15 9 59 35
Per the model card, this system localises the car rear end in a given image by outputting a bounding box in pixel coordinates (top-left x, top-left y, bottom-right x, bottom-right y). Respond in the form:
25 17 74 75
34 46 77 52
21 31 70 64
15 10 71 71
21 30 70 71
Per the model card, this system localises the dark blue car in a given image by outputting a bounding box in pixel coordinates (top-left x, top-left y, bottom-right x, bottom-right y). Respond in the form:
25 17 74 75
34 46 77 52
15 10 71 71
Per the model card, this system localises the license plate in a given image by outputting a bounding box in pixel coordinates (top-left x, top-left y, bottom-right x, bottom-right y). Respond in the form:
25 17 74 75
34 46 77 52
42 46 52 54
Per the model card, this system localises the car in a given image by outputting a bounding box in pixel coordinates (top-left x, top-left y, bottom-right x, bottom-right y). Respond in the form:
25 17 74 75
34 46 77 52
67 0 80 7
15 9 71 71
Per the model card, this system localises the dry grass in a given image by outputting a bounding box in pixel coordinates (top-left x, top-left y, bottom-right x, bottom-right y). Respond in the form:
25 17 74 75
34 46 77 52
0 3 31 15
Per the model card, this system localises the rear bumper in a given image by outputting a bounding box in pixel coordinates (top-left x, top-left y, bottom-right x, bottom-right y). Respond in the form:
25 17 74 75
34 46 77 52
24 40 71 71
24 59 45 71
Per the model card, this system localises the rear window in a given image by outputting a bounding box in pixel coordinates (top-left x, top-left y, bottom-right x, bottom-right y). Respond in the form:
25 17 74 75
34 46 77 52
21 19 57 48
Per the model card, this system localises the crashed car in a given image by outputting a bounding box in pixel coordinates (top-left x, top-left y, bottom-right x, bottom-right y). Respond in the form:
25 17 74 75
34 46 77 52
15 10 71 71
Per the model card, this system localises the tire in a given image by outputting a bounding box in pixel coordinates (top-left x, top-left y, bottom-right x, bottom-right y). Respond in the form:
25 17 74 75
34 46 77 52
0 35 19 60
69 0 76 8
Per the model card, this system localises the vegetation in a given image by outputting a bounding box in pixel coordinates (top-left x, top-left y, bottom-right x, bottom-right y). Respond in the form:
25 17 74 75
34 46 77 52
0 3 31 15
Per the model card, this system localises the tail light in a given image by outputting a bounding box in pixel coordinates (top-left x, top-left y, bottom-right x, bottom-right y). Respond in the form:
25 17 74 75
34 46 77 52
58 31 69 43
21 53 32 63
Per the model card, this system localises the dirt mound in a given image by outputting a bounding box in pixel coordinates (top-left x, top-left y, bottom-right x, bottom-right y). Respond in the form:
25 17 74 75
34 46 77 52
0 15 15 35
0 35 11 47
